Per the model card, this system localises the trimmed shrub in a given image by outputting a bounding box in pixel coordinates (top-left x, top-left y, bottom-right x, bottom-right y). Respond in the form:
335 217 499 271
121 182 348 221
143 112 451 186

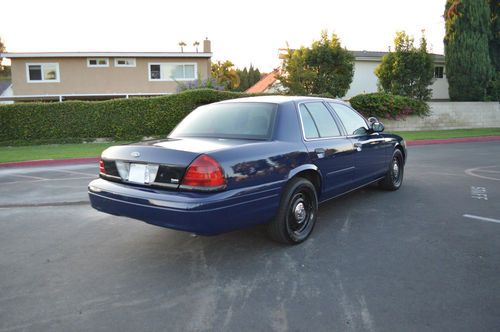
0 89 249 145
349 92 430 120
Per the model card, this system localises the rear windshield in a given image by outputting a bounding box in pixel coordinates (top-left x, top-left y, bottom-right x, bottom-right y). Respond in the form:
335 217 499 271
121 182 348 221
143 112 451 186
169 102 277 140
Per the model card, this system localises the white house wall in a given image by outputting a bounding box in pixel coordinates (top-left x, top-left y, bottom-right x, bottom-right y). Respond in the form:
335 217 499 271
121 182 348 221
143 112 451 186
343 59 450 100
344 61 379 99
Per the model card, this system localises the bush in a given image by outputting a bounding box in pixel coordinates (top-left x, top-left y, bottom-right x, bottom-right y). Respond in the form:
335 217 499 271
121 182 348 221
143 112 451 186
349 92 430 120
0 89 249 145
176 78 224 92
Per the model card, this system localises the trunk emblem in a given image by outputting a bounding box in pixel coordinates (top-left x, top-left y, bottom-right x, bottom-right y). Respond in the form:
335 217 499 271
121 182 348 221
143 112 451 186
131 151 141 158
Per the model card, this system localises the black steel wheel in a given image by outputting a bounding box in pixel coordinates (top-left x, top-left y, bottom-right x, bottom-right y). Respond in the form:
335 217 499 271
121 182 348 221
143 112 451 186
268 177 318 244
379 149 404 190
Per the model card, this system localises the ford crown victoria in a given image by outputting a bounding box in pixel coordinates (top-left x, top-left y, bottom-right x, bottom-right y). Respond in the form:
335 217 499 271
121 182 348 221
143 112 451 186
88 96 406 244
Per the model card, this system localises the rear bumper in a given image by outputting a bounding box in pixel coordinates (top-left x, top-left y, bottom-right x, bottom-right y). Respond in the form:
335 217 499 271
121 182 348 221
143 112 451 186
88 178 283 235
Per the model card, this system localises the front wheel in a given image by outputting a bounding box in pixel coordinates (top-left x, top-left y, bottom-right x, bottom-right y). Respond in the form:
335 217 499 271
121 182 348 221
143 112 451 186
268 177 318 244
379 149 404 190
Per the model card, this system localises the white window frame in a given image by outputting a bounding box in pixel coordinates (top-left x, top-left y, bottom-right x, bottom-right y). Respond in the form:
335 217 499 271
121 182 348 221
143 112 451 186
148 62 198 81
87 58 109 68
114 58 136 67
26 63 61 83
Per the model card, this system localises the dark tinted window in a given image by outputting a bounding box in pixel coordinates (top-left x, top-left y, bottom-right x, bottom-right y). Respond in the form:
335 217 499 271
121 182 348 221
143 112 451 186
170 102 276 140
28 65 42 81
330 103 368 135
299 102 341 138
150 65 161 79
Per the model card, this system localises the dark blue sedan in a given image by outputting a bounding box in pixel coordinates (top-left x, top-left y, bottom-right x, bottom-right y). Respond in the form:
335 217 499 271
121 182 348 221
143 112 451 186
88 96 406 244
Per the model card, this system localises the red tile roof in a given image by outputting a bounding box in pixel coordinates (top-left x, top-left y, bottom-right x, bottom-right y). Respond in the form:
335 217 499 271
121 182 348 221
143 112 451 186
246 68 280 93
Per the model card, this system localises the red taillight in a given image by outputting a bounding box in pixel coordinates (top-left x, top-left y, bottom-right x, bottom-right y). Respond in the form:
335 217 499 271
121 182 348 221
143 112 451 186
99 160 106 174
181 154 226 188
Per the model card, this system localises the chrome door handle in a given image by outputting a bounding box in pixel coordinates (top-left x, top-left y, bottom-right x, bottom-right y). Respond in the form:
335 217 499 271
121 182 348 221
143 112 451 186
353 142 362 151
314 148 326 158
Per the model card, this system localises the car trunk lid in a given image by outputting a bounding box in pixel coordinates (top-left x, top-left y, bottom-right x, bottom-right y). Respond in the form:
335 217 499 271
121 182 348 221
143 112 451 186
100 137 254 189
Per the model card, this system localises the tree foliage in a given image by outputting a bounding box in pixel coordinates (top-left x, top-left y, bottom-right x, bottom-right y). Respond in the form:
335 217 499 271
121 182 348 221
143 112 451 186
211 60 240 91
279 31 354 97
235 65 261 91
375 31 434 101
0 36 5 72
444 0 493 100
488 0 500 100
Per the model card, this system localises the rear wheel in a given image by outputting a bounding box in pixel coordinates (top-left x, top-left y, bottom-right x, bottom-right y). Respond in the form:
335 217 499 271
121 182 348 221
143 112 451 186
379 149 404 190
268 177 318 244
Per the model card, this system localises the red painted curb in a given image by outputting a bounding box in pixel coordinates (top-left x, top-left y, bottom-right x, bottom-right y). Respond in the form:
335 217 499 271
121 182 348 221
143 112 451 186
407 135 500 146
0 135 499 168
0 157 99 168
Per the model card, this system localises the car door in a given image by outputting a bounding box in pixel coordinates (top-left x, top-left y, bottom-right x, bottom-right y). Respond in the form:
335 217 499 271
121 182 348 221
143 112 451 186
328 102 390 185
298 101 357 198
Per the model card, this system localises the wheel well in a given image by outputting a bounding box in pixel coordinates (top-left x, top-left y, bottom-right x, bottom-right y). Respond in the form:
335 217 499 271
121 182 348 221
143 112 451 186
293 170 321 195
396 145 406 163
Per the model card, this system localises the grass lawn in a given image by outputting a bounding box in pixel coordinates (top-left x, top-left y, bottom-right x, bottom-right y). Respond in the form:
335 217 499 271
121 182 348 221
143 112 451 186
0 142 125 163
392 128 500 141
0 128 499 163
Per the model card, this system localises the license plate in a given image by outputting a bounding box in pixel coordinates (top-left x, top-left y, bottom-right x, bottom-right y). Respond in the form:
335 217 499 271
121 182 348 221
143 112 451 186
128 163 147 184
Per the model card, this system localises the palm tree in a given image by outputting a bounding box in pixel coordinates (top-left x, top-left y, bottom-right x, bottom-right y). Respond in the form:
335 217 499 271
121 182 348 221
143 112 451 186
193 41 200 53
178 41 187 53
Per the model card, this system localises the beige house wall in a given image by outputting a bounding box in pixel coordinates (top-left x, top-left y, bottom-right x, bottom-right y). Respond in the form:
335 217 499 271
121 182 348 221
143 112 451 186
11 57 211 96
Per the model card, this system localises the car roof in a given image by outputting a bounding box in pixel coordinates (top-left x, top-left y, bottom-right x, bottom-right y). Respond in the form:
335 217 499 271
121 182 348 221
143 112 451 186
216 95 349 105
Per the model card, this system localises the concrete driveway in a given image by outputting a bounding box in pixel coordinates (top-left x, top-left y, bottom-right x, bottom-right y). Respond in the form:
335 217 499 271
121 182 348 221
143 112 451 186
1 141 499 331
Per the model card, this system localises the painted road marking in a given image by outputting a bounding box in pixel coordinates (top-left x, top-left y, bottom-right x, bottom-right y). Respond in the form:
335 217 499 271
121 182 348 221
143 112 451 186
463 214 500 224
465 166 500 181
470 186 488 200
12 174 47 180
0 176 95 185
55 169 97 176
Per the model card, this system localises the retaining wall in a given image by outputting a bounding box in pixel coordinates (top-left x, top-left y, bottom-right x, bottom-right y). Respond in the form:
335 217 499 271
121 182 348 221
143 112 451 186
384 101 500 131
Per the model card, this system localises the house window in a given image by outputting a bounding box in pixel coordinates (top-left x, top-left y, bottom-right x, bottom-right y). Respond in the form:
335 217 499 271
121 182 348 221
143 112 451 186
26 63 60 83
87 58 109 67
115 58 136 67
149 63 197 81
434 66 444 79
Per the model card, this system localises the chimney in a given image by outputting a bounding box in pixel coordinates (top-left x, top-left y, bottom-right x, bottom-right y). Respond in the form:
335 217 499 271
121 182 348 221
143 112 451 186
203 38 211 53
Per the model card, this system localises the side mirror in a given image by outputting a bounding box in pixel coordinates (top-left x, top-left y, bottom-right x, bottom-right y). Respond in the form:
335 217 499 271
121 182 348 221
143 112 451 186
372 122 385 133
371 121 385 133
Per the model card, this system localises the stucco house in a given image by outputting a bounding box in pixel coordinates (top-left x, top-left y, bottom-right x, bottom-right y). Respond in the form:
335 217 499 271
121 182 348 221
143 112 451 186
0 40 212 101
345 51 448 99
247 50 449 100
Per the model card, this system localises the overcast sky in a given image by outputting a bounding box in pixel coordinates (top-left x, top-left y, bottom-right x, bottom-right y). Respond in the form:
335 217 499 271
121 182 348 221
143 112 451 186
0 0 446 71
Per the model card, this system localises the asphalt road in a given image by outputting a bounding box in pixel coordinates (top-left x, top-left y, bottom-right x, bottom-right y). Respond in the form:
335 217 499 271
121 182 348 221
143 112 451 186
1 141 499 332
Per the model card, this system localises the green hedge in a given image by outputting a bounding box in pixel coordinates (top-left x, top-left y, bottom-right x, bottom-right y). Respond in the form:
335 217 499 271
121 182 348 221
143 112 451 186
0 89 249 145
349 92 430 120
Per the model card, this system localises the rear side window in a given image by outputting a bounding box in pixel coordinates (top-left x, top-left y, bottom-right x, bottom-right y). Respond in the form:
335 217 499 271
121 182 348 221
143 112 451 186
169 102 276 140
329 103 369 136
299 102 341 139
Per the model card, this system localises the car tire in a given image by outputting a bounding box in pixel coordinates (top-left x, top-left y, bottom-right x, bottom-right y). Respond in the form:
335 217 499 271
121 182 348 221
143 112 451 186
379 149 404 191
268 177 318 245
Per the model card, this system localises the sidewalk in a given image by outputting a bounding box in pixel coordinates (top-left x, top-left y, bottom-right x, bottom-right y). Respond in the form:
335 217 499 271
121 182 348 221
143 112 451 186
1 135 500 168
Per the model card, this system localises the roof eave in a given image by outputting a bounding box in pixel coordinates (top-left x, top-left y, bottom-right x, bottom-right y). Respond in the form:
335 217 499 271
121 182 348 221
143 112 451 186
0 52 213 58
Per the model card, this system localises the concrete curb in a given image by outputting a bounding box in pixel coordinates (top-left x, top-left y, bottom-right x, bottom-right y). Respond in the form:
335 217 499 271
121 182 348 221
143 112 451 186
1 136 499 168
0 157 99 168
